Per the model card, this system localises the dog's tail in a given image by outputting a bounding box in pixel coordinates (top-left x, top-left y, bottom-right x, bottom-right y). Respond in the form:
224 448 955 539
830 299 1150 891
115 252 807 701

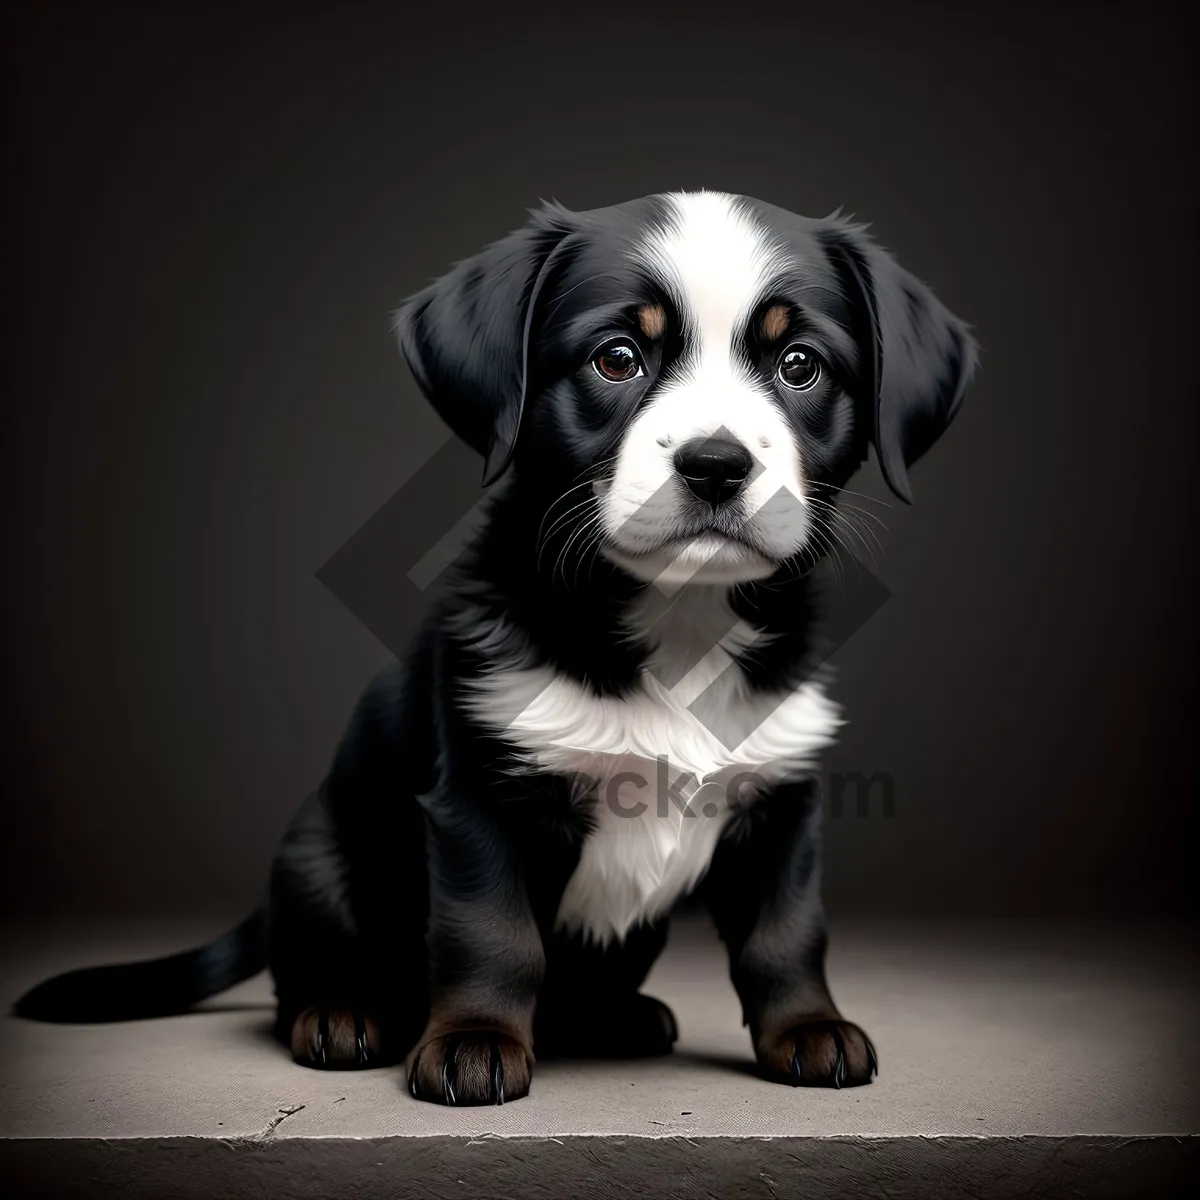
13 907 269 1023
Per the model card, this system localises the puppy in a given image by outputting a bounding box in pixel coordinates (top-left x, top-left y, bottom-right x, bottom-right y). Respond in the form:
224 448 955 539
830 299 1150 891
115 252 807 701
17 190 975 1105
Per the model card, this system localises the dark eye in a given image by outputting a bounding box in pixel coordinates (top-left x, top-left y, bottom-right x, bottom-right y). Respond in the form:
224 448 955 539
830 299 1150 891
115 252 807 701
592 340 644 383
777 344 823 390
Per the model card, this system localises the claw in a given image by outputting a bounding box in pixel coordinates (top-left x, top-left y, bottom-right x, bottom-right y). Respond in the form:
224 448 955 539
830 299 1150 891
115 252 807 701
829 1026 847 1089
408 1047 422 1098
490 1034 505 1105
442 1036 459 1106
790 1042 802 1086
353 1010 370 1066
316 1005 329 1068
865 1036 879 1079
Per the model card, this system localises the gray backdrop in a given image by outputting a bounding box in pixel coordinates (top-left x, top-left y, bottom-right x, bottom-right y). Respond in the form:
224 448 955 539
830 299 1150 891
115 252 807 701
5 1 1196 920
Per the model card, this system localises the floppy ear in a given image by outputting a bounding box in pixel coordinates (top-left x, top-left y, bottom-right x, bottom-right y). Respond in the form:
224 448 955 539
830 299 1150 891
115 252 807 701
394 204 577 486
820 223 978 503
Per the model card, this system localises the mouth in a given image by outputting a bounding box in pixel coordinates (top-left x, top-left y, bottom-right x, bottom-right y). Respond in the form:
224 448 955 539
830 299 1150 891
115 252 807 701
602 528 779 585
663 528 767 554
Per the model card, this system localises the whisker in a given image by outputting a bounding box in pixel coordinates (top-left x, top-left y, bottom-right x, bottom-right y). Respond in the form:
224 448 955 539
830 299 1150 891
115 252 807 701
535 454 624 556
807 499 883 564
822 496 890 532
555 512 604 589
573 516 611 588
539 494 597 548
819 482 893 509
536 480 593 546
805 495 887 564
806 514 843 584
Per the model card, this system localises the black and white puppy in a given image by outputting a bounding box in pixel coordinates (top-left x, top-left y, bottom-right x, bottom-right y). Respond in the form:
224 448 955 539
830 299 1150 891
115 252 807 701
17 191 975 1105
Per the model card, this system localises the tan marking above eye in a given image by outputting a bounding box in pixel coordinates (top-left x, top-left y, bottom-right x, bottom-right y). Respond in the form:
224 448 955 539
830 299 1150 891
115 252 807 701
637 303 666 340
761 304 790 342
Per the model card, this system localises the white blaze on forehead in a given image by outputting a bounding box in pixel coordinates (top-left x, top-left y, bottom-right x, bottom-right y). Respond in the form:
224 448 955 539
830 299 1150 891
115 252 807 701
598 190 810 579
642 190 783 371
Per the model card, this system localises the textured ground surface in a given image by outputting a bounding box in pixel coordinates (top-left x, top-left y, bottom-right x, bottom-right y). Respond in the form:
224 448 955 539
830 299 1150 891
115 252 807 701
1 916 1196 1197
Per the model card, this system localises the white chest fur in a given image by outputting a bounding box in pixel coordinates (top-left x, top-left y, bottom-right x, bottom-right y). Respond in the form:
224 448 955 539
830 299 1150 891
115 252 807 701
462 591 842 944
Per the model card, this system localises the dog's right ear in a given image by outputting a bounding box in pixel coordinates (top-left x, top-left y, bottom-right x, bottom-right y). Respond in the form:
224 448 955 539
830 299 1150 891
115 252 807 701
394 204 577 487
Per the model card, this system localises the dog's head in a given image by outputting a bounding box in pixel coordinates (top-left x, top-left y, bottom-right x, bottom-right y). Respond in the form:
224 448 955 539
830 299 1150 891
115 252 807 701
397 191 976 586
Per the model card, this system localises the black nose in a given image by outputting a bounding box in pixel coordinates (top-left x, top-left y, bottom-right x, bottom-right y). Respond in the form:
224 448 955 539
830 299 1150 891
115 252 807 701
673 437 754 510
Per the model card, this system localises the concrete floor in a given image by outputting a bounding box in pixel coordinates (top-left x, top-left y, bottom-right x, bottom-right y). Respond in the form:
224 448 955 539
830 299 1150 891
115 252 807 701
0 916 1196 1198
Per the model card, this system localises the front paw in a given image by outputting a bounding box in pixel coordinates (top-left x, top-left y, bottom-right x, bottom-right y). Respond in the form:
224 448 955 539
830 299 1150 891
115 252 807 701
758 1019 877 1088
407 1031 532 1105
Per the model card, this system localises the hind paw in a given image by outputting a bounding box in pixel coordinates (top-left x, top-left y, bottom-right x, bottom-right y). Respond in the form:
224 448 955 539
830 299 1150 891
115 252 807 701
290 1004 387 1070
536 992 678 1059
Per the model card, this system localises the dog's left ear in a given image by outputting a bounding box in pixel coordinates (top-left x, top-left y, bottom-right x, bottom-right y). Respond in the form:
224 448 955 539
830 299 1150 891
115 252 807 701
394 203 577 486
820 222 978 503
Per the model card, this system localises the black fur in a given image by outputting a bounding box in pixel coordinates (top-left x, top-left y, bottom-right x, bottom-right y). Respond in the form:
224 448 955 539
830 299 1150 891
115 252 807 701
16 194 975 1104
13 909 268 1023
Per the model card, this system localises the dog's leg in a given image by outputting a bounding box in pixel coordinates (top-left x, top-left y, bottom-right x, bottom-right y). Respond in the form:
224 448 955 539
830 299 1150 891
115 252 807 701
534 919 677 1058
405 798 544 1105
268 782 430 1072
705 779 877 1088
